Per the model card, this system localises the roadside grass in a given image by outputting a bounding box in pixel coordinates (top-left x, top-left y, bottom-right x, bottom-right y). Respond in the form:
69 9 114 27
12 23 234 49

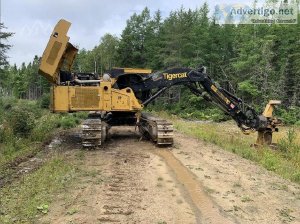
0 97 87 223
0 155 77 224
0 97 88 169
0 112 59 169
0 112 63 169
154 111 300 184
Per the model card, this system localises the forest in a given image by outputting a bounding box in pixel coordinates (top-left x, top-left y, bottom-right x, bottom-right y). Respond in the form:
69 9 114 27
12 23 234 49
0 3 299 124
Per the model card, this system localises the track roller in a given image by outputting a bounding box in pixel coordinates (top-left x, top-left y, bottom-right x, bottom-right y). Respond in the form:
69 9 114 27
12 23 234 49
138 113 173 145
81 118 103 148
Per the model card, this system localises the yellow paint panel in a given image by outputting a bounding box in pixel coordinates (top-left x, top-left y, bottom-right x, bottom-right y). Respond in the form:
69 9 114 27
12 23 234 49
111 88 142 111
51 86 69 112
69 86 101 111
124 68 152 74
38 19 78 84
263 100 281 118
51 83 143 113
112 67 152 74
111 90 131 110
100 82 112 111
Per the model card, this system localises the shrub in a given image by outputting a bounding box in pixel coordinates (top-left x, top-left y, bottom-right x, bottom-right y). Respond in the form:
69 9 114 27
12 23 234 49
238 80 260 97
38 93 50 109
30 113 61 142
0 96 18 111
7 106 35 137
278 107 300 125
0 123 14 144
148 100 228 122
2 138 27 155
278 128 298 154
261 151 279 171
17 100 42 118
59 115 80 129
292 172 300 182
73 111 88 119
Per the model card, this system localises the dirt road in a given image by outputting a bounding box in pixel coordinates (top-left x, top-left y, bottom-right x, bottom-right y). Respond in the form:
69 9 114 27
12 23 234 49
40 127 300 224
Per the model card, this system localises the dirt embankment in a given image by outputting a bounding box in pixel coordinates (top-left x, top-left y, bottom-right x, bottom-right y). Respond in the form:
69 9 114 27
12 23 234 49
39 127 300 224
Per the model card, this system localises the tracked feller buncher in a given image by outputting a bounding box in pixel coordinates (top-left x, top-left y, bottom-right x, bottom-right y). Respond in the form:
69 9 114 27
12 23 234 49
38 19 281 148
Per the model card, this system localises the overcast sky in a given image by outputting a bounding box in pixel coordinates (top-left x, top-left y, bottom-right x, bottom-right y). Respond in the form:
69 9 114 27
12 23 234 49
2 0 241 66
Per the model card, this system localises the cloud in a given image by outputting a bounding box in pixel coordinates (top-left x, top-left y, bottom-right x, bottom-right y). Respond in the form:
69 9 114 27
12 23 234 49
2 0 226 66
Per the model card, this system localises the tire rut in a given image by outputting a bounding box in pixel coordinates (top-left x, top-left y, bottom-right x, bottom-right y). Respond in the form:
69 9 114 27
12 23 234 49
98 148 148 223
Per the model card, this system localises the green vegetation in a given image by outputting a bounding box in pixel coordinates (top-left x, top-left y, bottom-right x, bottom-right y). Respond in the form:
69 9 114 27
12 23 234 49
0 23 14 67
0 96 87 168
278 107 300 125
59 114 80 129
157 221 167 224
66 208 78 216
0 156 76 223
148 94 229 122
155 111 300 184
0 96 87 223
241 195 253 203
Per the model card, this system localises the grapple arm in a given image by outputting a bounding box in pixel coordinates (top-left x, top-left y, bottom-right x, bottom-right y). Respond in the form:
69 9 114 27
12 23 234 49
128 67 281 146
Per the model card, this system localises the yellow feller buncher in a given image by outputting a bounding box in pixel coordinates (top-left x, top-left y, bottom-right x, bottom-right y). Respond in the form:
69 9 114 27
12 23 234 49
38 19 281 148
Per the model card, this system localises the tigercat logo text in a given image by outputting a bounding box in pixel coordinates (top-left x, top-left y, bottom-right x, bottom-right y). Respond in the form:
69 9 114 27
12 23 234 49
163 72 187 80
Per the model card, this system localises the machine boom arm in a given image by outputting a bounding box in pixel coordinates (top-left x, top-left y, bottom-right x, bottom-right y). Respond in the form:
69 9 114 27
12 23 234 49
119 67 277 133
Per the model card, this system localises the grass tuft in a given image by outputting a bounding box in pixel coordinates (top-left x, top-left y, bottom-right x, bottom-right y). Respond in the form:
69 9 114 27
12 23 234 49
0 156 76 223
